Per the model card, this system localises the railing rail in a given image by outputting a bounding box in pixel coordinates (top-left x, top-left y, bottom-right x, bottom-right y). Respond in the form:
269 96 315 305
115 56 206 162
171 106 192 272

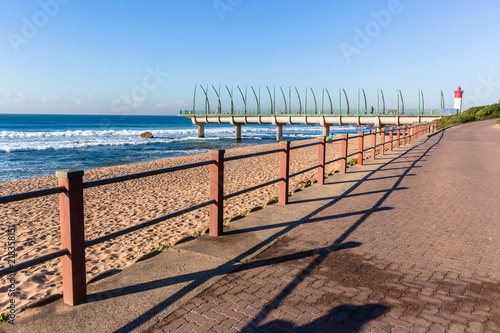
0 121 436 306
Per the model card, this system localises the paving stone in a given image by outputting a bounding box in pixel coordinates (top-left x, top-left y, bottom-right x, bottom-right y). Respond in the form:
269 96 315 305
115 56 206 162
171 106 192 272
145 122 500 333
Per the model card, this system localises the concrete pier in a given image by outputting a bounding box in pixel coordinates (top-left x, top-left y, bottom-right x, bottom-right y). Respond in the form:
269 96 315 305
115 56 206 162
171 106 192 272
235 124 242 141
198 124 205 138
276 125 283 142
323 125 330 137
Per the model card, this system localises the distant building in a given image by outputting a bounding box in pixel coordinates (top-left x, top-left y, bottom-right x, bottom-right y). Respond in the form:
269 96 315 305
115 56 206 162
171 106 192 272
454 86 464 112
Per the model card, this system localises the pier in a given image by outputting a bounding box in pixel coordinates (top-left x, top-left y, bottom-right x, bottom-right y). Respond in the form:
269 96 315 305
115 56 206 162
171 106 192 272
181 112 442 141
180 85 447 141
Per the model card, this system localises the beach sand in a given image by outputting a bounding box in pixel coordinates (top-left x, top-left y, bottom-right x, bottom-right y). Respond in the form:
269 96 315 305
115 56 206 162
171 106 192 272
0 134 384 314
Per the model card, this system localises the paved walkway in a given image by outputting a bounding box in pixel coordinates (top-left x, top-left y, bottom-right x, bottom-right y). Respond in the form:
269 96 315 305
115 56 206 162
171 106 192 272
8 120 499 333
146 119 500 332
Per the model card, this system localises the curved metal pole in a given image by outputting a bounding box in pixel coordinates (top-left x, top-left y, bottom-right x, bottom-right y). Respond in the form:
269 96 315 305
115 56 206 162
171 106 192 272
310 87 318 114
343 88 350 114
259 87 261 114
237 85 247 114
322 88 325 114
421 90 424 114
294 87 302 113
396 89 399 114
200 85 210 113
357 88 360 114
193 84 197 112
211 85 221 114
325 88 333 114
225 85 234 114
399 90 405 114
273 86 276 114
440 90 445 109
250 86 260 114
418 89 421 114
362 88 367 114
339 87 342 114
381 89 386 114
289 86 291 114
266 86 273 114
304 87 308 114
279 86 287 114
377 88 379 114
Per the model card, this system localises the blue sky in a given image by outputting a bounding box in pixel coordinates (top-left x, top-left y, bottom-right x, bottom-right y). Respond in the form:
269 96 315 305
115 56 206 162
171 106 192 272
0 0 499 115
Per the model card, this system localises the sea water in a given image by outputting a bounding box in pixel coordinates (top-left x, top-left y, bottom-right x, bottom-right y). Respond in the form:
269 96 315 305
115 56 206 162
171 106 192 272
0 114 370 183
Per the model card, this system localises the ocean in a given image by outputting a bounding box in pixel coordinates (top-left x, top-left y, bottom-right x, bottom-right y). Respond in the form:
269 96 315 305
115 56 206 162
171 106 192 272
0 114 370 183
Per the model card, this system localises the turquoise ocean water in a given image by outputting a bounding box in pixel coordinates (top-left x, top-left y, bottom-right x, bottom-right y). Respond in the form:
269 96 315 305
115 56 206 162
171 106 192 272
0 114 370 183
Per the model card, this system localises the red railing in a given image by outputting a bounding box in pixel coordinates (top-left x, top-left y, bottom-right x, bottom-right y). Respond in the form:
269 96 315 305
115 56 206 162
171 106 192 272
0 122 436 306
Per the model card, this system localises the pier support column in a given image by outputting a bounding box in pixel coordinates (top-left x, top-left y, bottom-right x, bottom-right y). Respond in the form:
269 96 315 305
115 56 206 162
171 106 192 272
276 125 283 142
198 124 205 138
235 124 242 141
323 126 330 137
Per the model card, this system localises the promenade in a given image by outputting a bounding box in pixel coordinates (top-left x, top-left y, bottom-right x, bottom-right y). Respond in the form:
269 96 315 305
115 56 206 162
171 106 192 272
8 119 499 332
147 119 500 332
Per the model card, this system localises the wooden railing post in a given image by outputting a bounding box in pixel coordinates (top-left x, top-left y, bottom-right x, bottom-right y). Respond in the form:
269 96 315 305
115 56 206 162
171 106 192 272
371 129 376 159
279 141 290 205
411 124 415 143
357 131 364 166
317 136 326 185
402 127 407 146
209 150 225 236
340 133 348 173
57 169 86 306
389 127 393 151
396 127 400 148
380 127 385 156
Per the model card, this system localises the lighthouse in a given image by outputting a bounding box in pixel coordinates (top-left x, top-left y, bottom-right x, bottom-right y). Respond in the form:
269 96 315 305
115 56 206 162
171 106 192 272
454 86 464 112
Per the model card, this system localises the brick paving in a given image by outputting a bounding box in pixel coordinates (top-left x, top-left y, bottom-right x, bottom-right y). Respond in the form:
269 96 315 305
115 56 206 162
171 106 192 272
145 120 500 332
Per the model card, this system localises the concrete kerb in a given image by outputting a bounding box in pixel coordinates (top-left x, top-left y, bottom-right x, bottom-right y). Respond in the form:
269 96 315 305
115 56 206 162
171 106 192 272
8 135 430 333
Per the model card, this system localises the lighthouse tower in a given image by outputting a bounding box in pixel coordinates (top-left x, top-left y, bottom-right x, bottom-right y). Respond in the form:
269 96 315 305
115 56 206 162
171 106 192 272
454 86 464 112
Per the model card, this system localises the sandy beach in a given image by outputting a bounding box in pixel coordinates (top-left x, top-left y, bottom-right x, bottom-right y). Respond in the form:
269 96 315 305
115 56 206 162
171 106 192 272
0 134 383 314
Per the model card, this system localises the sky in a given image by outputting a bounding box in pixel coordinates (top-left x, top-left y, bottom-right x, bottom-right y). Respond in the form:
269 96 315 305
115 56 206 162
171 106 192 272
0 0 499 115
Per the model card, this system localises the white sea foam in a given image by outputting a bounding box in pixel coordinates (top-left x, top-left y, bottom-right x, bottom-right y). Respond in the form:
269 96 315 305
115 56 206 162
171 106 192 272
0 124 367 154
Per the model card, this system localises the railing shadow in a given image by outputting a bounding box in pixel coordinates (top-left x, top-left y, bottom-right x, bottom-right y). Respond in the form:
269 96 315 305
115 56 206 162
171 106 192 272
110 131 444 332
255 304 388 332
239 131 445 331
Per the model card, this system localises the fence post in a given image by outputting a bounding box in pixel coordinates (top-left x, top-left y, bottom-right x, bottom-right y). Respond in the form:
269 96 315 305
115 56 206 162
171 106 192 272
396 128 400 148
389 127 393 151
209 150 225 236
340 133 348 173
317 136 326 185
380 127 385 156
279 141 290 205
56 169 86 306
371 129 376 159
402 127 406 146
411 124 415 143
357 131 364 166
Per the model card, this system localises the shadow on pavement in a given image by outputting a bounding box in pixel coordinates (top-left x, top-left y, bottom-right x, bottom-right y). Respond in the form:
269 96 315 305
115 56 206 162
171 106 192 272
113 132 444 332
255 304 388 332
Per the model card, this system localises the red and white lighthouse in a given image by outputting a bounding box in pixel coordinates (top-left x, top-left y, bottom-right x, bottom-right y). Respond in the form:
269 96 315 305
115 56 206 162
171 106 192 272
454 86 464 112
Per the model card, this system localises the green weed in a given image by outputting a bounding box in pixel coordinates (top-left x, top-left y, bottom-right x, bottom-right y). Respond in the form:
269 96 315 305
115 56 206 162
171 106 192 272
0 313 10 324
150 242 171 252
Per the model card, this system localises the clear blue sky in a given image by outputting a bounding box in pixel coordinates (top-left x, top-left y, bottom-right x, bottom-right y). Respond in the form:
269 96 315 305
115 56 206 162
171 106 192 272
0 0 499 115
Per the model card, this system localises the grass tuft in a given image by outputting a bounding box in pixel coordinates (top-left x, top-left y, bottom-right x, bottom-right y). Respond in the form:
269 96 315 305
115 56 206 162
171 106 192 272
150 242 171 251
0 313 10 324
